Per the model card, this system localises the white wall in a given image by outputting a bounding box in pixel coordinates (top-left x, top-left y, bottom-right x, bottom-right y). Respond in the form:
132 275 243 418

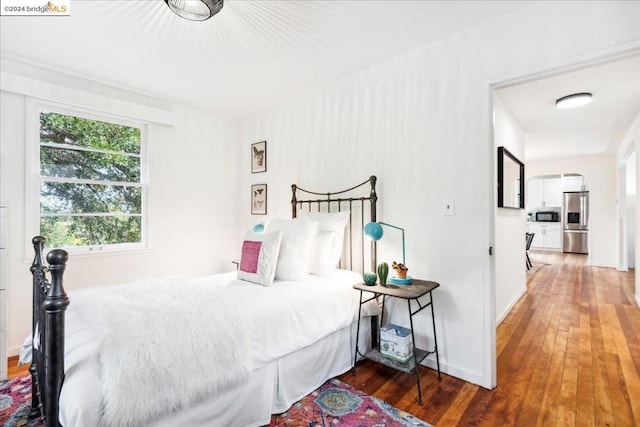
493 95 527 324
626 153 636 268
526 153 617 267
237 2 640 388
616 112 640 306
0 68 239 355
635 123 640 308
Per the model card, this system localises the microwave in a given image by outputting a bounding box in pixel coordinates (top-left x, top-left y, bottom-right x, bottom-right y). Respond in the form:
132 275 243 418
536 211 559 222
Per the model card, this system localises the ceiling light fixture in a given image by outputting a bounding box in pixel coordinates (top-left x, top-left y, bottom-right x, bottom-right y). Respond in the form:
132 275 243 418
165 0 223 21
555 92 593 109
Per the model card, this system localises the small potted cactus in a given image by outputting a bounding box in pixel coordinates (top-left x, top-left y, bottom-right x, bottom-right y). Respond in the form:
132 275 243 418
377 262 389 286
392 261 409 279
363 271 377 286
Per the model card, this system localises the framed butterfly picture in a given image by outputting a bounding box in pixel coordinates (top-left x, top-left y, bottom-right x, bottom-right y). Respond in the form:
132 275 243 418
251 141 267 173
251 184 267 215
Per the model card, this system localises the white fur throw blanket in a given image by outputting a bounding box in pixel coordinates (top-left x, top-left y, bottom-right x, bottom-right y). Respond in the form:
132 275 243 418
71 277 251 427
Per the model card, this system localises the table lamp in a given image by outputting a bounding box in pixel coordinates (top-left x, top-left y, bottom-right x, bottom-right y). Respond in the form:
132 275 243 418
363 221 412 284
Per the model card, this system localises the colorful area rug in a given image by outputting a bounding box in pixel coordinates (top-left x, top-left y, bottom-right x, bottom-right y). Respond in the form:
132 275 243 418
270 378 430 426
1 375 429 427
0 375 41 427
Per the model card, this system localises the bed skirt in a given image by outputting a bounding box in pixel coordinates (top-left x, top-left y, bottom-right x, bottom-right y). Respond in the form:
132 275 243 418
59 317 374 427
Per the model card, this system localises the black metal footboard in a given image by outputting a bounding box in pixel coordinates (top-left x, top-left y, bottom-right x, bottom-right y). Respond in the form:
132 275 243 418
29 236 69 427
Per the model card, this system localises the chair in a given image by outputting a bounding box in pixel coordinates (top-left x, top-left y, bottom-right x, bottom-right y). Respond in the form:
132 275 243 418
525 232 535 270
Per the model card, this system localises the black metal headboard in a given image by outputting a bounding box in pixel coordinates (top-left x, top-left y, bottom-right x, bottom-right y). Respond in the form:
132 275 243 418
291 175 378 273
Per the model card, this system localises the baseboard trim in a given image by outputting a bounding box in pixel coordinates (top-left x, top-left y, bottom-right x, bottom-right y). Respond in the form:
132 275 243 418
496 286 527 326
420 356 489 389
8 346 20 358
635 294 640 309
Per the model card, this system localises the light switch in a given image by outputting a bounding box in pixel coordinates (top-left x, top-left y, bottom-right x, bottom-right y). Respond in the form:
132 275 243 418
443 199 455 216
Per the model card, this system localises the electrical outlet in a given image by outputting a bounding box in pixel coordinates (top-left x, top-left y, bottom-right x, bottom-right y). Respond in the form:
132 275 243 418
443 199 455 216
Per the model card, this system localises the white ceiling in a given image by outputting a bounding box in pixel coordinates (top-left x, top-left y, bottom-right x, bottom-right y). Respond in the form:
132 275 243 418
496 56 640 162
0 0 533 115
3 1 636 161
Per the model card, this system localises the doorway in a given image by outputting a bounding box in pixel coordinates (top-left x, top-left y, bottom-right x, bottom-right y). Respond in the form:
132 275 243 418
493 54 638 268
618 150 637 271
490 49 640 390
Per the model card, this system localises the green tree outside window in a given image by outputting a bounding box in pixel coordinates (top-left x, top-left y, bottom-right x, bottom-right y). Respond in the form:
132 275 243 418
39 112 144 248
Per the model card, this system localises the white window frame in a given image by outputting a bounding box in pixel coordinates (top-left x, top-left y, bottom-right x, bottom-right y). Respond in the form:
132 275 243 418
26 99 148 255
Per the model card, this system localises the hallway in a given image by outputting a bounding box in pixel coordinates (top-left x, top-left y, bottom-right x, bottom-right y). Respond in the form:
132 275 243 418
500 251 639 425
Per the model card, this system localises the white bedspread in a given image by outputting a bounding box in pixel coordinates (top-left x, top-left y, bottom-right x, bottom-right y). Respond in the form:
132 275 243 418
62 269 370 426
71 277 251 427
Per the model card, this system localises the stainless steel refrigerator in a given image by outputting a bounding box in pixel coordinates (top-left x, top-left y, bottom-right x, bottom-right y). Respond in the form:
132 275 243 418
563 191 589 254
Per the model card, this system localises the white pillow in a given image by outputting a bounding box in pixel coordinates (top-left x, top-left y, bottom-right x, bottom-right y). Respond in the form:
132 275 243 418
237 230 282 286
266 218 318 281
298 211 350 272
309 230 337 277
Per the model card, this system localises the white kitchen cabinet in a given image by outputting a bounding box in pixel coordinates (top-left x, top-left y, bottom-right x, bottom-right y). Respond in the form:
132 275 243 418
543 179 563 207
527 224 545 247
527 177 562 208
563 175 586 192
527 223 562 250
527 179 544 209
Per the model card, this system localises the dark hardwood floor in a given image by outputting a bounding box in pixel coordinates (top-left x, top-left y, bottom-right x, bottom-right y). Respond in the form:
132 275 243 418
7 252 639 426
339 251 640 426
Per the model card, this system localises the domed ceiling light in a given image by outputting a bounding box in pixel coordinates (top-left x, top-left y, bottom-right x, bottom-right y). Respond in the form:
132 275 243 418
165 0 223 21
555 92 593 109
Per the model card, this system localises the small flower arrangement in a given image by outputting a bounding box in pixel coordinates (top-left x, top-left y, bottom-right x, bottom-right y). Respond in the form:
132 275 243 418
392 261 409 279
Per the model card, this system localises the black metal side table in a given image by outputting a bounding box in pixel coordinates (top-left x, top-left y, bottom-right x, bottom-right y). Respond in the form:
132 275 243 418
353 279 441 405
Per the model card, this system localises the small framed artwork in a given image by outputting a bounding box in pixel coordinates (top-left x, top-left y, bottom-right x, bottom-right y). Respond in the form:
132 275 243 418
251 184 267 215
251 141 267 173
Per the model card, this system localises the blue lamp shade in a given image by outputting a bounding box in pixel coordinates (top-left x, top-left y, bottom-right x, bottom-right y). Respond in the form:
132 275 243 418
252 223 265 233
363 221 410 284
363 222 384 241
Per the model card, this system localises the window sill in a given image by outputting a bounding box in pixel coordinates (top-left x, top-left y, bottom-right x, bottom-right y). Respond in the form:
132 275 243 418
63 246 150 258
23 245 151 264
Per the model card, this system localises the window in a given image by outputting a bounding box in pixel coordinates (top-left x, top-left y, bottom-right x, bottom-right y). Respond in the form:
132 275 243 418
36 107 146 250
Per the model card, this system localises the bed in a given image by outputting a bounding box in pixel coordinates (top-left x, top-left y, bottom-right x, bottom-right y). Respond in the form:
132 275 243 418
27 176 380 427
